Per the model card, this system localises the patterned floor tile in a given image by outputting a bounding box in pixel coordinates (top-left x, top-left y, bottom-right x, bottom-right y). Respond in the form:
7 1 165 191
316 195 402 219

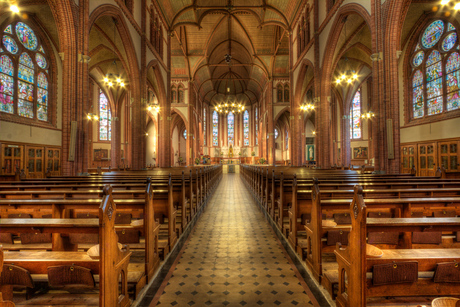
151 174 317 306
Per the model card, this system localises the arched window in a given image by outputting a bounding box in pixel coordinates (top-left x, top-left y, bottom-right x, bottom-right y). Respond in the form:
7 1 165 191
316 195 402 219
178 84 184 103
411 20 460 119
171 85 177 103
99 90 111 141
243 110 249 146
1 21 50 121
277 84 283 102
255 107 258 146
285 129 289 150
297 25 302 56
212 111 218 146
203 108 206 146
350 90 361 139
284 84 290 102
183 129 187 140
227 112 234 145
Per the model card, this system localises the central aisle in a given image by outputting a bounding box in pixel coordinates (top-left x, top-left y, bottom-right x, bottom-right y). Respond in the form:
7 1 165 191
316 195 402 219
151 173 318 306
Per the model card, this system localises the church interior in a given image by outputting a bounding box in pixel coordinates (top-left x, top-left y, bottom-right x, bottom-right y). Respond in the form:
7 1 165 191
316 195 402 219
1 0 460 306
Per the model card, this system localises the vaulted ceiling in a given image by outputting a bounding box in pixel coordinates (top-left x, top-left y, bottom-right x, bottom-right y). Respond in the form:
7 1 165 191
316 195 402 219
155 0 304 106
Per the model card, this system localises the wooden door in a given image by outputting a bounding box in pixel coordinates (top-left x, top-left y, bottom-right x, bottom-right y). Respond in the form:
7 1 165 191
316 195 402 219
418 143 437 176
45 148 61 176
439 141 459 172
401 145 416 174
1 144 23 175
26 146 44 178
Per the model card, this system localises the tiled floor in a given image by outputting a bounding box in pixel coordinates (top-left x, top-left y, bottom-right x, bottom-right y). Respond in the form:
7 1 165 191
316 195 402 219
150 173 318 306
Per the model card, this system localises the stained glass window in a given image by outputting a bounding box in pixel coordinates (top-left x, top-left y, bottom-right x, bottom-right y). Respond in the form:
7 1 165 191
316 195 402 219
446 52 460 111
183 130 187 140
350 90 361 139
411 20 460 119
413 70 424 118
421 20 444 49
426 50 443 115
442 32 457 52
243 110 249 146
15 22 38 51
228 112 234 145
37 73 48 121
0 22 50 121
36 53 47 69
213 111 218 146
285 130 289 150
274 128 279 139
203 108 206 146
412 51 424 67
2 36 18 54
255 108 258 146
99 90 111 141
0 56 14 114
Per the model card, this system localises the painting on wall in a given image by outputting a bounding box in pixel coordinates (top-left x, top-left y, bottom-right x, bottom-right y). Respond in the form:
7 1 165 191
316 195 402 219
93 149 109 161
353 147 368 159
306 145 315 161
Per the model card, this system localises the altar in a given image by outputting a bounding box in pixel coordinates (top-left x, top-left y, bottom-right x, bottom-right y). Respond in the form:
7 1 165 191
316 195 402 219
221 158 240 173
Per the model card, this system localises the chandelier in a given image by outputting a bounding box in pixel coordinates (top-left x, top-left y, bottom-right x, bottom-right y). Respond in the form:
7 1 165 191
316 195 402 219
215 103 245 114
361 111 375 119
215 97 245 114
103 18 126 89
301 102 315 111
335 67 358 86
334 17 358 86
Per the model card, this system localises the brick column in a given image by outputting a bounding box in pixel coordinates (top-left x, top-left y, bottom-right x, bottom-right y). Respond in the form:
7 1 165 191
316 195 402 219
316 0 331 169
159 34 172 167
267 81 275 165
58 2 79 175
75 0 90 174
381 0 401 173
111 114 121 169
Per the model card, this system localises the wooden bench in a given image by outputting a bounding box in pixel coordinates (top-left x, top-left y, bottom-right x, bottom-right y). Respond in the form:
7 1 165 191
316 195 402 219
0 186 132 306
293 178 460 282
0 246 14 306
335 186 460 307
0 179 163 286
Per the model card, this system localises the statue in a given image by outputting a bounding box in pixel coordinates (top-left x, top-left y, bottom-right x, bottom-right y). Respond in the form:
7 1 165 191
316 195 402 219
229 144 233 158
309 146 314 160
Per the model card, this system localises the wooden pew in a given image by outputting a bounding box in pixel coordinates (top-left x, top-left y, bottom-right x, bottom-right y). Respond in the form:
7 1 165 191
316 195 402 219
0 180 162 286
335 186 460 307
302 180 460 282
0 186 132 307
0 246 15 307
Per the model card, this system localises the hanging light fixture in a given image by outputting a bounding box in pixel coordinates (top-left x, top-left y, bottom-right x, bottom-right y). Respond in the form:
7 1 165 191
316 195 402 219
103 18 126 89
215 93 244 113
335 17 359 87
361 111 375 119
301 100 315 112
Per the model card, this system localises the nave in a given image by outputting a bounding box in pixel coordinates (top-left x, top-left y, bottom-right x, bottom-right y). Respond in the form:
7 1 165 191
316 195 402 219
149 173 318 307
